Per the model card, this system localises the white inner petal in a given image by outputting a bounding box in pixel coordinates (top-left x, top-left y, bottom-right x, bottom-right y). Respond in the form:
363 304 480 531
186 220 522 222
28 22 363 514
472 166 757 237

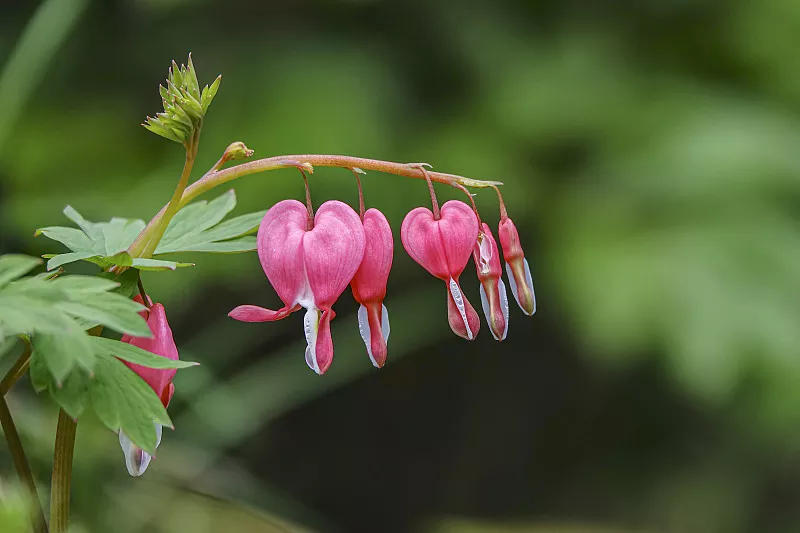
478 235 492 275
381 303 390 343
449 278 473 340
303 307 321 374
479 281 510 341
505 262 520 310
119 423 163 477
357 304 372 360
523 258 536 316
357 304 391 368
498 278 510 339
479 284 496 340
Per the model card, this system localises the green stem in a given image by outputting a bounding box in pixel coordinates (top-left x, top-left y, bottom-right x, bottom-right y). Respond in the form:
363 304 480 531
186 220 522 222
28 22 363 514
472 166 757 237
0 340 32 396
129 134 199 258
50 409 76 533
129 153 503 257
0 395 48 533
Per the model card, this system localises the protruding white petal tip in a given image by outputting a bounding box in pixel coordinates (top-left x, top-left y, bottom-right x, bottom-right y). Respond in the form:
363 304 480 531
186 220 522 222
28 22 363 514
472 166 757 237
449 278 473 340
357 304 391 368
303 307 322 374
119 423 162 477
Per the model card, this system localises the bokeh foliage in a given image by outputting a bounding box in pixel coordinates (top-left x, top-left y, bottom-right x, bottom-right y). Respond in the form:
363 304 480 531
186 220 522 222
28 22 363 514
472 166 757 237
1 0 799 532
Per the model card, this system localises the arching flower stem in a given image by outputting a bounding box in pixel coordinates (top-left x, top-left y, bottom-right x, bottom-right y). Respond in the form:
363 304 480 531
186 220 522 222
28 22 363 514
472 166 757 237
412 164 440 220
127 152 503 259
350 168 366 220
299 168 315 230
491 184 508 221
452 182 482 227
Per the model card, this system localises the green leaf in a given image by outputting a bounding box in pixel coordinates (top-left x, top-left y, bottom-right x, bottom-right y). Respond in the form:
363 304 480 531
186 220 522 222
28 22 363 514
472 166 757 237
201 75 221 113
186 53 201 99
0 261 154 379
154 190 263 255
48 368 90 419
160 190 237 245
90 353 172 453
37 191 258 270
32 331 94 384
197 212 264 242
34 226 93 253
63 205 102 240
131 258 193 271
97 269 140 298
50 275 120 294
0 296 78 338
35 206 146 270
101 218 145 256
56 292 150 337
28 351 50 393
0 255 42 287
90 336 197 369
161 236 256 254
46 252 98 271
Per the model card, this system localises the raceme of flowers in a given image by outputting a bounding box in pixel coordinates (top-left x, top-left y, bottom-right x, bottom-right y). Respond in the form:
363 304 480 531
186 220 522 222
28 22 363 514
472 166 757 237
229 172 537 375
113 173 535 477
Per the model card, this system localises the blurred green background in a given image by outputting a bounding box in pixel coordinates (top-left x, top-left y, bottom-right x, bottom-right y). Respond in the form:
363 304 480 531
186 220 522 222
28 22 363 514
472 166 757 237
1 0 800 532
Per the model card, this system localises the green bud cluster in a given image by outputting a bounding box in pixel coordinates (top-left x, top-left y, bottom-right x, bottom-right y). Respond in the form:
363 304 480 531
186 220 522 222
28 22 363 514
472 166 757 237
142 54 220 145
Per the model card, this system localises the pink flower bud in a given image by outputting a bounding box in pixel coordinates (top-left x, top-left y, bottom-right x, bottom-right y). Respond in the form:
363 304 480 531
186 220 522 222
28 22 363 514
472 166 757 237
498 217 536 316
118 295 179 477
472 223 509 340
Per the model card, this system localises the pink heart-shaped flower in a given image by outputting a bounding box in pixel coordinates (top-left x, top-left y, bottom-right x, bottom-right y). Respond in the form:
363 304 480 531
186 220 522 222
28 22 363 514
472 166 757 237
401 200 481 340
351 208 394 368
229 199 365 374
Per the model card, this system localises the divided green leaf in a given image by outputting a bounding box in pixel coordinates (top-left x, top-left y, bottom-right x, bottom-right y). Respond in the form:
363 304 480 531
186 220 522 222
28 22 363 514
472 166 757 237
90 353 173 453
0 258 150 380
156 189 263 254
37 191 261 270
29 336 196 451
0 255 42 287
89 336 197 370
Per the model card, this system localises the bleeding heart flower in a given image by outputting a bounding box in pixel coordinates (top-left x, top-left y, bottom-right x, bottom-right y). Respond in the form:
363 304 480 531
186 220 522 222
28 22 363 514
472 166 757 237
498 217 536 315
401 200 481 339
473 223 509 340
229 199 365 375
118 295 179 477
350 208 393 368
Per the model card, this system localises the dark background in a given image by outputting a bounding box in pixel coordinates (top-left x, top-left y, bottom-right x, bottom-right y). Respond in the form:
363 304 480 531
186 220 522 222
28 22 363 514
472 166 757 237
1 1 799 532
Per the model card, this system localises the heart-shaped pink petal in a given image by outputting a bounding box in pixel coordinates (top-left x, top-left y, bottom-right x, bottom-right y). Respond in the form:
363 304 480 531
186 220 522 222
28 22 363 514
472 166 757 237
401 200 478 280
304 200 366 308
257 199 309 307
351 208 393 304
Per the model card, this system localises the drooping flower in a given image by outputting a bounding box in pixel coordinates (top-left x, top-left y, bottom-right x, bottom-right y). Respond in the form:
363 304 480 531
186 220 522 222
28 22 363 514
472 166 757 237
401 200 481 339
350 208 393 368
472 223 509 340
229 199 365 374
118 295 179 477
498 216 536 315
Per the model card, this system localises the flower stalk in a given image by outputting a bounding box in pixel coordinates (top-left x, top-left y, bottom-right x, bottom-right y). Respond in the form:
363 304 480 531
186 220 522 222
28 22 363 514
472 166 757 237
50 409 76 533
129 132 199 258
0 394 47 533
0 339 33 395
127 152 503 259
